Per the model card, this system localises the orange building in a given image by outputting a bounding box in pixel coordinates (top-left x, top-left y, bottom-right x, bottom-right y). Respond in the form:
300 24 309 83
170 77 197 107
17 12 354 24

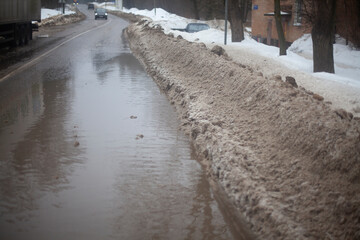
251 0 309 47
251 0 360 48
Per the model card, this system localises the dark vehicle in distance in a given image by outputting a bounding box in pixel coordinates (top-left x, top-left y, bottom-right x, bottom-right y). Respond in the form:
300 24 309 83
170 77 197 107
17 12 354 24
95 8 107 20
171 23 210 33
0 0 41 47
88 3 95 9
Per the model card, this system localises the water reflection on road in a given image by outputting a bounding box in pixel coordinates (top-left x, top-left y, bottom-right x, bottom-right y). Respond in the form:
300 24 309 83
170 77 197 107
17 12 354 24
0 12 240 240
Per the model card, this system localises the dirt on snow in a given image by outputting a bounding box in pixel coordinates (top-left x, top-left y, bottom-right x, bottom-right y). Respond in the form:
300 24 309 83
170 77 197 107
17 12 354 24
124 19 360 239
38 7 85 27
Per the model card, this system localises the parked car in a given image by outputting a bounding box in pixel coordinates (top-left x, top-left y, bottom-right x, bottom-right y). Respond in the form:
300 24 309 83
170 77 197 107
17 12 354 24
88 3 94 9
171 23 210 33
94 8 107 20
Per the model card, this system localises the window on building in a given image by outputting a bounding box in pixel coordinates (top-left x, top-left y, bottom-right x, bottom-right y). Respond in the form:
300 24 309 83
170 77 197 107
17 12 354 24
293 0 302 26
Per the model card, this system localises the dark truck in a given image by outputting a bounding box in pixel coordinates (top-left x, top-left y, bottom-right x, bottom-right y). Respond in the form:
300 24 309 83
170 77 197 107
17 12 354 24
0 0 41 48
171 23 210 33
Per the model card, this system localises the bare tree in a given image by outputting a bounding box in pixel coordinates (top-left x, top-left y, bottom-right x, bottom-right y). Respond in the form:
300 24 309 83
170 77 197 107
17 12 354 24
192 0 200 19
302 0 337 73
274 0 286 55
228 0 251 42
336 0 360 48
190 0 224 20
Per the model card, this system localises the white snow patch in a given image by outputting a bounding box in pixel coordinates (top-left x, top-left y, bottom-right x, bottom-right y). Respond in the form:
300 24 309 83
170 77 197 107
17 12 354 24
41 7 75 20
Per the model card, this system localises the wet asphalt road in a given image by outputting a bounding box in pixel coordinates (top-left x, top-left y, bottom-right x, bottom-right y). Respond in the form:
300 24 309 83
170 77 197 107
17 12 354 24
0 5 244 240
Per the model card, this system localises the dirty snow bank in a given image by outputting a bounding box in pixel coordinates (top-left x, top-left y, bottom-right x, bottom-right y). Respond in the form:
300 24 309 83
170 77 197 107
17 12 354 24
125 20 360 240
116 7 360 117
39 6 84 27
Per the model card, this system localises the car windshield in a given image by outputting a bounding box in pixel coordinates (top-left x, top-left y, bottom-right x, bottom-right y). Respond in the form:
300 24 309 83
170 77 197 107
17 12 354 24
96 8 106 13
187 24 210 33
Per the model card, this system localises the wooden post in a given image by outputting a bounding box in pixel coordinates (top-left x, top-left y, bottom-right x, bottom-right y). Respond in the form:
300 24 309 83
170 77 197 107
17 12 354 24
267 19 272 45
224 0 228 45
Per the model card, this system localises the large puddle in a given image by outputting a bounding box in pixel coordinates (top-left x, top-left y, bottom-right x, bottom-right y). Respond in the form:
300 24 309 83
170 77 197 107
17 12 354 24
0 15 244 239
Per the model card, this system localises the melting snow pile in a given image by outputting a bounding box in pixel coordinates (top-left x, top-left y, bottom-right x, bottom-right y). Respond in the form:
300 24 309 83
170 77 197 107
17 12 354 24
41 8 76 20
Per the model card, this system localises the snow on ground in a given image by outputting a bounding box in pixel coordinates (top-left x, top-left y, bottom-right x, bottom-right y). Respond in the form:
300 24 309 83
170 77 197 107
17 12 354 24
105 6 360 114
41 7 75 20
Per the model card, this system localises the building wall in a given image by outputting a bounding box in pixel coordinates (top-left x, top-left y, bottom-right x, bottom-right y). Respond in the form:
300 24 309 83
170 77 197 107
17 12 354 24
252 0 360 48
251 0 309 46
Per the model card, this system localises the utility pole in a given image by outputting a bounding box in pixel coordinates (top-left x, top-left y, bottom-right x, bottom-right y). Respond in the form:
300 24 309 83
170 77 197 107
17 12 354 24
224 0 228 45
154 0 156 16
59 0 65 14
274 0 287 55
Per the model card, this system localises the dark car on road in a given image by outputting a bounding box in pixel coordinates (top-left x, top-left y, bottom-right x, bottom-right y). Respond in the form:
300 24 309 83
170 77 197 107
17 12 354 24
88 3 94 9
95 8 107 20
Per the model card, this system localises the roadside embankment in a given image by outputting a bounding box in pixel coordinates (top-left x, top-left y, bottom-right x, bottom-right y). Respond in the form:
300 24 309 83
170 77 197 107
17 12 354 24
125 20 360 239
108 10 142 23
39 6 85 27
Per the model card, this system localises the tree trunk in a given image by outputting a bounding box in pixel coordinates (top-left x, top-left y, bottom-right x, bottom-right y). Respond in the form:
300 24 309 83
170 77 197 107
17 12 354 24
312 29 335 73
274 0 287 55
192 0 200 20
311 0 336 73
228 0 244 42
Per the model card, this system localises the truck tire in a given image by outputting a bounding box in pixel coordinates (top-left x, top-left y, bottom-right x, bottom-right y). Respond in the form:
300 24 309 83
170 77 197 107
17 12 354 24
8 23 32 48
28 23 33 41
12 24 21 47
24 24 30 45
19 25 25 46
